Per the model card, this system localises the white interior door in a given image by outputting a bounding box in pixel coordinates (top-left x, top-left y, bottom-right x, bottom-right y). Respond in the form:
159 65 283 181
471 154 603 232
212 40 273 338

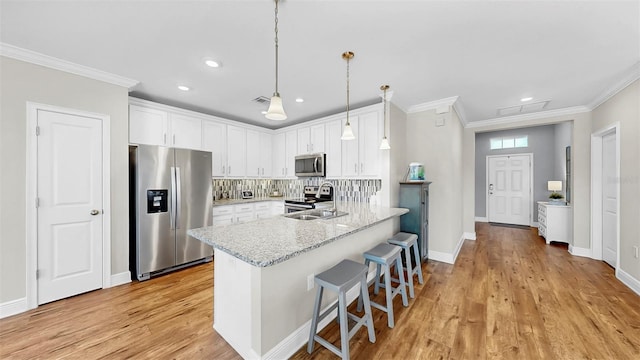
602 132 617 267
488 155 531 226
37 109 103 304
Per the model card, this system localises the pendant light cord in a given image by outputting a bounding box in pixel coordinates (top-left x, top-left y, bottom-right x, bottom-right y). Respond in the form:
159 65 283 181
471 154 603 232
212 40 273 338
274 0 280 96
346 55 350 125
383 87 387 138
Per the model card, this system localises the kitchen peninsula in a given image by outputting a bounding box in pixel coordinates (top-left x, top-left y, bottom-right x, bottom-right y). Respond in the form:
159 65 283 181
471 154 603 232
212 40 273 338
188 203 409 359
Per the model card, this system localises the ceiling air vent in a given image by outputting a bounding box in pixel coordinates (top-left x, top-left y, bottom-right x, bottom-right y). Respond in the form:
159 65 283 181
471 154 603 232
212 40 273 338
497 100 550 116
252 96 271 104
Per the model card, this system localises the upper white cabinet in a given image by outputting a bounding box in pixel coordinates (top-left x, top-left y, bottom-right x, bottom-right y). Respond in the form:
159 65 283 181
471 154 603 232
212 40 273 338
169 113 202 149
202 120 227 177
129 104 201 149
129 105 168 146
227 125 246 177
341 110 381 178
324 119 343 178
273 130 297 178
297 124 325 155
247 130 273 178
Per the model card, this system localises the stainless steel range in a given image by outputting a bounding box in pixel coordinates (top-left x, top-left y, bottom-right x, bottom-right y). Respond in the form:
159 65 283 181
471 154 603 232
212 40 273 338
284 185 333 213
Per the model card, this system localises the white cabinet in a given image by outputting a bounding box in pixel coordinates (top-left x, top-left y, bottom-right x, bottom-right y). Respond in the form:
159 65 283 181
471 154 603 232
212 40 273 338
129 105 168 146
297 124 325 155
203 121 227 177
129 104 202 149
325 120 343 178
234 203 255 223
254 202 271 219
247 130 273 178
342 110 381 178
271 201 284 216
169 113 202 149
226 125 246 177
537 202 572 244
212 205 235 226
273 130 297 178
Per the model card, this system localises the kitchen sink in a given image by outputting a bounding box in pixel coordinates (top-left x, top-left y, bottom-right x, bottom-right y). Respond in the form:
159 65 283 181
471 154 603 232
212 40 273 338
286 209 349 221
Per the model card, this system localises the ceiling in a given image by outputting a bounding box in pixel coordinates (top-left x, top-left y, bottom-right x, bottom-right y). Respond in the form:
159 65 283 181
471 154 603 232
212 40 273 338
1 0 639 129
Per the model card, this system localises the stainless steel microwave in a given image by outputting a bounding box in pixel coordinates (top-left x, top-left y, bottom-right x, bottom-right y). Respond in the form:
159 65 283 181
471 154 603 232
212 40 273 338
295 153 326 177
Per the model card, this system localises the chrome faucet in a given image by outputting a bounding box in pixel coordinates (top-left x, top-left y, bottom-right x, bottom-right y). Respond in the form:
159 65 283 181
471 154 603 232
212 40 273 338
316 181 337 213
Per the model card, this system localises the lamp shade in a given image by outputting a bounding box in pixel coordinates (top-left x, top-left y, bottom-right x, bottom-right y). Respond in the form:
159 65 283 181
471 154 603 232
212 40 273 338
379 137 390 150
341 123 355 140
547 181 562 192
265 95 287 120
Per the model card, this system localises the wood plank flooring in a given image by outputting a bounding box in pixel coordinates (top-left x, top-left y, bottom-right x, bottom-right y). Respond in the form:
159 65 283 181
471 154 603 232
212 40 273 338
1 222 639 359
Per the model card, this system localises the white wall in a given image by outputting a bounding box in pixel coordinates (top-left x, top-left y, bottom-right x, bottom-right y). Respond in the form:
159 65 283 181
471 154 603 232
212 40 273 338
592 80 640 284
406 108 464 259
387 102 407 207
0 57 129 303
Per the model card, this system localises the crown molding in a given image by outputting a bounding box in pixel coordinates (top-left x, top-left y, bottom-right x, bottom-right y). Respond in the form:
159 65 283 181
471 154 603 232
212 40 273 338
587 61 640 110
467 106 591 129
451 98 468 127
0 42 139 88
407 96 459 114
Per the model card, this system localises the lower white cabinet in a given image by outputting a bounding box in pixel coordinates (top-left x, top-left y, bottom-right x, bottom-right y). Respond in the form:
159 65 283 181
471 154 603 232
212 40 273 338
212 201 282 225
537 201 572 244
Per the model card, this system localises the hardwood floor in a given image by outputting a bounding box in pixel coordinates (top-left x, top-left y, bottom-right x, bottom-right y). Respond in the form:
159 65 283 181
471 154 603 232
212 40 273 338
2 223 639 359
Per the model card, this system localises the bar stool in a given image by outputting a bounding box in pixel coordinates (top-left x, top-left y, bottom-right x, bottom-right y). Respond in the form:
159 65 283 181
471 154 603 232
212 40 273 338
357 243 409 328
388 232 424 298
307 259 376 360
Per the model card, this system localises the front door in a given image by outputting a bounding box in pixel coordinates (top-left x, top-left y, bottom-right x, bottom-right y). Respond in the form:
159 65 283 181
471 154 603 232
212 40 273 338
602 131 617 267
488 155 531 226
37 109 103 304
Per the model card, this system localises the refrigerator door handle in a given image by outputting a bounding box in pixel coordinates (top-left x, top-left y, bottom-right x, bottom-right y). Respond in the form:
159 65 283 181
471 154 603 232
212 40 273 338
175 167 182 229
170 166 177 229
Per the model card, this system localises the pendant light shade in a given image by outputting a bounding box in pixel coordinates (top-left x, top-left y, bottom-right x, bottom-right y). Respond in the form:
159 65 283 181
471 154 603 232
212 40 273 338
266 0 287 120
266 94 286 120
341 123 355 140
379 84 391 150
341 51 355 140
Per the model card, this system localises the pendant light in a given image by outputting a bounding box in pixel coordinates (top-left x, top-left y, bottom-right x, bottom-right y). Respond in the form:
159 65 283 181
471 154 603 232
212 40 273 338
265 0 287 120
379 85 391 150
341 51 355 140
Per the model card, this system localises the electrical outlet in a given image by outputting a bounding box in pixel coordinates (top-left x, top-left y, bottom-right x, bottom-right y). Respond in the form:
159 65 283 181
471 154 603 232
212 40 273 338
307 274 315 291
634 246 639 259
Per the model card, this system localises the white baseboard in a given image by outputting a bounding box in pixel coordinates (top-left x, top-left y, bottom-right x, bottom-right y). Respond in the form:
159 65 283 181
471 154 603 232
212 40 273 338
474 217 488 222
616 268 640 297
110 271 131 287
568 245 592 258
428 250 454 264
531 222 539 228
263 271 376 359
0 297 28 319
464 232 477 241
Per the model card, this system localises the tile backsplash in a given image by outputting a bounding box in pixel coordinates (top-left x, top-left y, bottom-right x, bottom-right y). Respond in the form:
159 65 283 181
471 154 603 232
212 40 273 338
212 178 381 203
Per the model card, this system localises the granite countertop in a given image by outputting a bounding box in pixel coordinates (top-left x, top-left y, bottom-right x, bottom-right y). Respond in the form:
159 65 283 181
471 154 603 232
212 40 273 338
189 202 409 267
212 197 284 206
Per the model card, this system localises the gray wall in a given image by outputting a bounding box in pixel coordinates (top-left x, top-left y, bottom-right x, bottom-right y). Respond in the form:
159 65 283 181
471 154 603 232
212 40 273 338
0 57 130 303
475 125 559 221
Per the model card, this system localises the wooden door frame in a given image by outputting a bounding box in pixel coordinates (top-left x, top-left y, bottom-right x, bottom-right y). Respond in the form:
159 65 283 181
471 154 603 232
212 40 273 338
25 102 111 309
485 153 534 226
590 123 620 269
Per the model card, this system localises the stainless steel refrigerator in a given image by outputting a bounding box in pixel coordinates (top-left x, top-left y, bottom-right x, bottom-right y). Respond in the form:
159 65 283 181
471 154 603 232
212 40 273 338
129 145 213 281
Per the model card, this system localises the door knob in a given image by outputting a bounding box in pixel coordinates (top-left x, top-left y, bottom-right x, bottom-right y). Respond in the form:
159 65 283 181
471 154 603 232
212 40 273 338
90 209 100 215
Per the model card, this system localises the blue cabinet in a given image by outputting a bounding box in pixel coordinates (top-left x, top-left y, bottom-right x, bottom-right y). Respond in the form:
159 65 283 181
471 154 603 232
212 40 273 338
399 182 430 261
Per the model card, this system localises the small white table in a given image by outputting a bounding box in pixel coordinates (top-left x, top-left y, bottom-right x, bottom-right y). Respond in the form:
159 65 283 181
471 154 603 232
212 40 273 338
537 201 572 244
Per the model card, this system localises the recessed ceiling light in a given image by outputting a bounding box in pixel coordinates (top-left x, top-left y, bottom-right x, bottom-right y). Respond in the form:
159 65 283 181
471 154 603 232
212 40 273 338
205 59 221 68
261 110 267 115
295 98 304 103
178 85 190 91
521 97 533 102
